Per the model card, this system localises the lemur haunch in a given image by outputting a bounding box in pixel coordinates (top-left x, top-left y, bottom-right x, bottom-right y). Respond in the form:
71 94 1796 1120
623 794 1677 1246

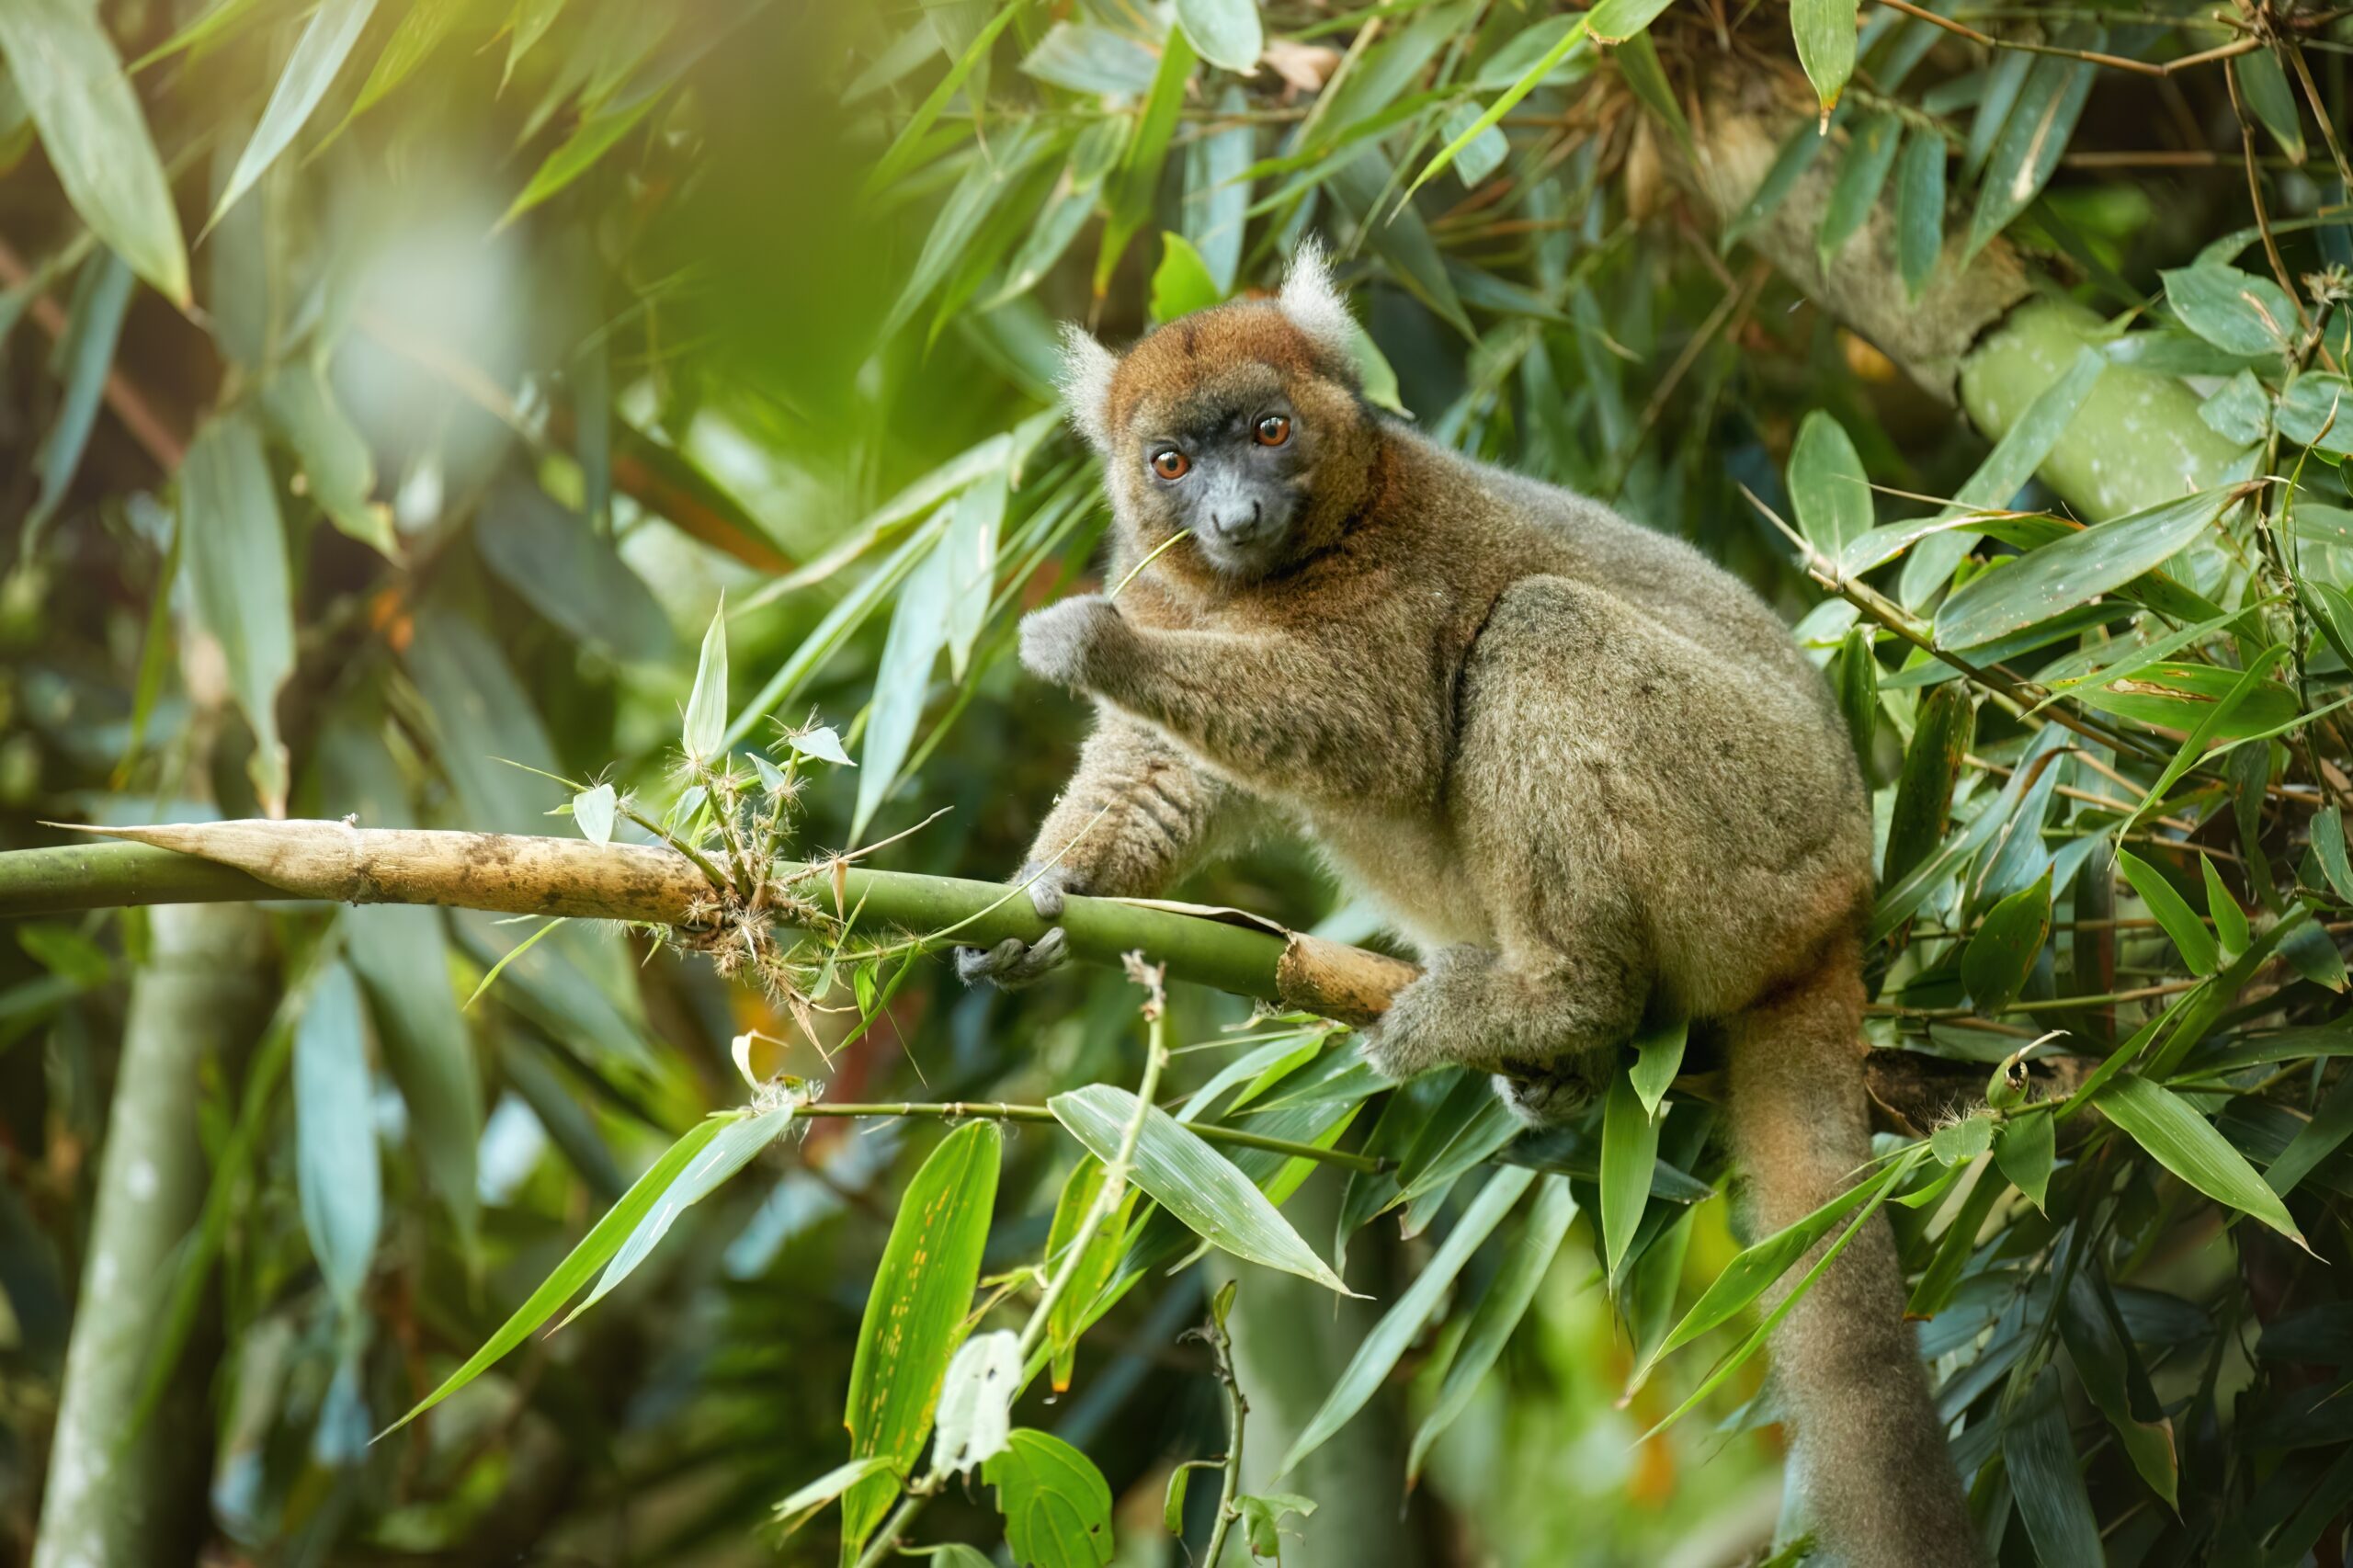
958 245 1976 1568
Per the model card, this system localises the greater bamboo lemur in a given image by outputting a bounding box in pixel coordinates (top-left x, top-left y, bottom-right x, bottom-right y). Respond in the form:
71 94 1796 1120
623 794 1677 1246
958 244 1977 1567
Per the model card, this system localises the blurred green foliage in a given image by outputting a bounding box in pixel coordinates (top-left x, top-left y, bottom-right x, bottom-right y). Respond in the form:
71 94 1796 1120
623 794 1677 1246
0 1 2351 1565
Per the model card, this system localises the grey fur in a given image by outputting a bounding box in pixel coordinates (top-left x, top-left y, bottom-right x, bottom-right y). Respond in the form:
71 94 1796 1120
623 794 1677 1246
978 290 1979 1566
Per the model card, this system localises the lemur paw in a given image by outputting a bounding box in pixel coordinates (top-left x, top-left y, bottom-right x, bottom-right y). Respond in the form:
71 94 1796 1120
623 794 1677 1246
954 926 1070 990
1357 967 1463 1082
1017 859 1075 921
1018 596 1123 689
1491 1064 1600 1127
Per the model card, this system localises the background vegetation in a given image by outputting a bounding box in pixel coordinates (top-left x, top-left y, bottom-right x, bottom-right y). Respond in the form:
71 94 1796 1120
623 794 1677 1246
0 0 2349 1564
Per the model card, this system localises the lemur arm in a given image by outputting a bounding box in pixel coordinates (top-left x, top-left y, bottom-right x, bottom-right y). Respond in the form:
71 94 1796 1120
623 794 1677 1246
1018 594 1436 803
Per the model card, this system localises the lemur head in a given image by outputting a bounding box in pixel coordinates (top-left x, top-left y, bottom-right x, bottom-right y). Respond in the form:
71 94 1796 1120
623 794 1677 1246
1059 241 1383 581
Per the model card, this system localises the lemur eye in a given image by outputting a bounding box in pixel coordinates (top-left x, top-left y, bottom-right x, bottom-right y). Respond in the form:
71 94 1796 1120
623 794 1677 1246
1254 414 1291 447
1151 448 1190 480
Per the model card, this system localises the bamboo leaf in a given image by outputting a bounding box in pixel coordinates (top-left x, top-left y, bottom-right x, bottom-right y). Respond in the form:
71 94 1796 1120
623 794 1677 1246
1600 1071 1660 1279
212 0 380 228
23 248 133 550
1586 0 1679 44
2266 1067 2353 1198
1963 51 2095 262
559 1106 792 1329
1406 1176 1575 1483
1996 1109 2054 1212
1629 1018 1687 1119
1148 232 1222 324
1894 126 1946 298
181 411 295 813
262 361 392 557
2162 263 2300 358
1176 0 1260 73
682 597 729 762
383 1115 733 1434
347 904 480 1242
772 1455 900 1538
2202 856 2248 958
1789 409 1872 557
1961 869 2052 1016
1050 1085 1348 1291
2096 1072 2306 1246
1817 111 1900 264
1933 486 2235 651
2234 48 2305 163
855 541 954 840
943 471 1006 681
294 960 381 1312
1405 18 1588 199
2006 1367 2105 1564
843 1120 1004 1551
2117 848 2219 975
1790 0 1859 117
1044 1158 1136 1391
2313 808 2353 902
1277 1165 1533 1479
0 0 188 302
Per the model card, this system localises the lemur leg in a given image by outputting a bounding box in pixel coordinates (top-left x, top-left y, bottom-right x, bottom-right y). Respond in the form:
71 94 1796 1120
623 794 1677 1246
1361 926 1650 1123
1018 596 1437 807
957 711 1251 988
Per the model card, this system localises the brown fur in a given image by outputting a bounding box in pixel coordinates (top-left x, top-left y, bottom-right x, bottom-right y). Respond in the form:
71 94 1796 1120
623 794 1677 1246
993 261 1978 1566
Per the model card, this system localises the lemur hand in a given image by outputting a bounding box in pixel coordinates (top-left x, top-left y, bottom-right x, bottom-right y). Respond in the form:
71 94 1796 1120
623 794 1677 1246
1018 596 1126 690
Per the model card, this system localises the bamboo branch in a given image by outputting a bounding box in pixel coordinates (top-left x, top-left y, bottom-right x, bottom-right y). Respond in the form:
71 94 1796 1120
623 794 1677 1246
1 821 2008 1128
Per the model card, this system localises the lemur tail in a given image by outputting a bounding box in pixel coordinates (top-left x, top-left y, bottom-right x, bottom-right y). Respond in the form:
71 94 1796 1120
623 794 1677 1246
1722 937 1979 1568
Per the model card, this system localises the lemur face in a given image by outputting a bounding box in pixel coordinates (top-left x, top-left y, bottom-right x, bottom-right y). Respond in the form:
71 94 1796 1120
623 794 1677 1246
1058 243 1381 584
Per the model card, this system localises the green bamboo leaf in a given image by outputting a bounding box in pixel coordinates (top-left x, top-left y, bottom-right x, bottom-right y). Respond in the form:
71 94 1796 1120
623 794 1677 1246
1962 869 2051 1016
2117 848 2219 975
1817 112 1900 265
24 249 133 550
559 1106 792 1329
211 0 379 229
682 596 729 762
505 0 569 83
2006 1367 2105 1564
474 477 670 663
2234 47 2305 163
1148 232 1222 324
261 360 392 557
842 1120 1004 1551
1020 23 1157 95
1722 120 1825 255
1278 1165 1533 1479
1634 1153 1904 1384
2161 263 2300 358
2055 1270 2177 1508
181 411 296 812
2202 855 2249 957
2278 374 2353 456
1832 624 1877 767
294 960 381 1311
2074 658 2300 738
1629 1018 1687 1119
1406 1176 1575 1483
854 540 953 841
865 0 1028 201
1930 1114 1994 1167
1789 409 1872 557
2267 1068 2353 1198
1963 51 2094 263
347 904 481 1242
0 0 188 303
2313 808 2353 902
983 1428 1114 1568
1600 1070 1660 1279
1995 1108 2055 1212
1181 84 1252 292
1586 0 1678 43
383 1114 732 1434
1790 0 1858 117
1894 126 1946 299
1176 0 1260 72
1882 681 1975 887
1043 1158 1137 1391
1050 1085 1348 1291
1933 486 2235 651
943 470 1005 681
2096 1072 2306 1246
772 1455 900 1538
1405 18 1589 199
502 84 663 226
340 0 467 129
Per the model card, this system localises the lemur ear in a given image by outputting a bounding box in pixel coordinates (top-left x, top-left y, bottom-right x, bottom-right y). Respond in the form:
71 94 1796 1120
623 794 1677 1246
1277 237 1357 370
1057 324 1119 453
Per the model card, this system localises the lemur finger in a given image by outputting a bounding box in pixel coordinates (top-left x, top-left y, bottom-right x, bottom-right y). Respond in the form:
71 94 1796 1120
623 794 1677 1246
1001 926 1069 983
954 938 1030 987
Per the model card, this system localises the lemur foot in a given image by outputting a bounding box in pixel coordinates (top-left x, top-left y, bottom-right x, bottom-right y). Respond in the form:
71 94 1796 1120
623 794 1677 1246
1357 945 1489 1080
953 863 1077 990
1491 1063 1601 1127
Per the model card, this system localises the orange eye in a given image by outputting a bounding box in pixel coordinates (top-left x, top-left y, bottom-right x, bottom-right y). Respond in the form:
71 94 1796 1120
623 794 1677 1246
1151 448 1190 480
1255 414 1291 447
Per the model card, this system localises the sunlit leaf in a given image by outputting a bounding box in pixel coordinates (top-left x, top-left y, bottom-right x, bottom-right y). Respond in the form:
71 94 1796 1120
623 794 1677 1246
843 1120 1003 1551
294 960 381 1311
855 540 953 841
1278 1165 1532 1478
2095 1072 2305 1245
1933 486 2235 650
2162 263 2300 357
181 411 295 812
1050 1085 1347 1291
682 597 729 762
212 0 379 228
0 0 187 301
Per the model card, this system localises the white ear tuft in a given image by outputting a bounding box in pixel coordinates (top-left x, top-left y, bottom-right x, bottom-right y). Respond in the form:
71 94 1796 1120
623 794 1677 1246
1056 324 1119 452
1278 237 1356 365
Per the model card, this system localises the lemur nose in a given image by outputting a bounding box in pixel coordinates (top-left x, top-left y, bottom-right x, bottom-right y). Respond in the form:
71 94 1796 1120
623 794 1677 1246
1215 500 1265 539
